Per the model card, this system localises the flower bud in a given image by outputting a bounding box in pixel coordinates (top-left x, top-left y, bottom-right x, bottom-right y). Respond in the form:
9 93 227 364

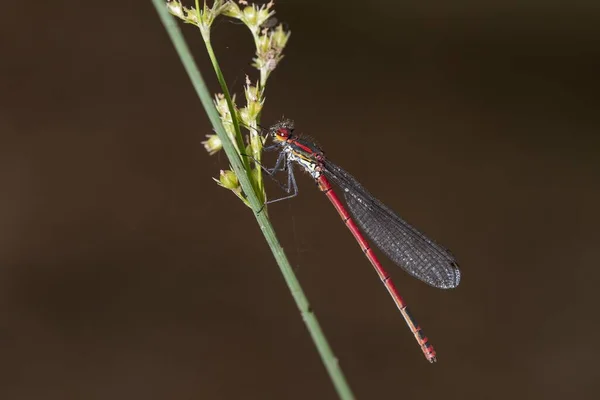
271 24 290 50
218 169 239 190
202 134 222 155
166 0 184 19
184 6 199 24
214 93 231 120
222 2 243 19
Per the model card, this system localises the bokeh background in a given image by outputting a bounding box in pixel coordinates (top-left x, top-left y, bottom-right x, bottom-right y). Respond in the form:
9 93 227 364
2 1 599 399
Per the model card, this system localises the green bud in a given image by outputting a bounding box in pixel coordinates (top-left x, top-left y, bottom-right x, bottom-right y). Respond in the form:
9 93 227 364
271 24 290 50
244 82 259 103
167 0 233 39
222 1 243 19
214 93 231 120
242 5 266 28
238 107 252 127
255 34 271 55
239 3 274 32
242 6 257 24
202 134 222 155
249 100 263 117
167 1 184 19
183 6 199 24
218 169 239 190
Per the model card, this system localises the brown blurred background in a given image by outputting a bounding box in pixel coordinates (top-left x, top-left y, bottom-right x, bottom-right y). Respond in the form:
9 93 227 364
1 1 599 399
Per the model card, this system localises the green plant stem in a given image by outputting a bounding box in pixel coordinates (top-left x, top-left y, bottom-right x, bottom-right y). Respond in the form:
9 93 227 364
202 40 250 169
203 40 264 198
152 2 355 400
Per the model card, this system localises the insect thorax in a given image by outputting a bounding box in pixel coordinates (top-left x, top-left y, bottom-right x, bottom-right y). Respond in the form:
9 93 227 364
285 147 322 179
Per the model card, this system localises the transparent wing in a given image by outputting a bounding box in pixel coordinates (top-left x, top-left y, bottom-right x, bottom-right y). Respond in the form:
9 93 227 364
323 162 461 289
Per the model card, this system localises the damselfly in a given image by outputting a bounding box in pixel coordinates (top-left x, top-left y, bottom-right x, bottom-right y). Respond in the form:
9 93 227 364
261 119 461 362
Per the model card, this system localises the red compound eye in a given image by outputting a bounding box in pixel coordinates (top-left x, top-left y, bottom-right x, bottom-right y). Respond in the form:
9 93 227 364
277 128 291 138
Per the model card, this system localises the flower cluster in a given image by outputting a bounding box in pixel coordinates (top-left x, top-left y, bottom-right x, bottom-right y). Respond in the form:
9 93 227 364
167 0 232 39
168 1 290 204
224 1 290 86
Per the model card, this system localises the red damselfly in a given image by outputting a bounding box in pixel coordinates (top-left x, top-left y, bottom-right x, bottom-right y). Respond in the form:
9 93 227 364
260 119 461 362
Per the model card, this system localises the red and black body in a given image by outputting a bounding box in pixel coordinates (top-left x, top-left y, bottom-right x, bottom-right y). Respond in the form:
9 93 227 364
264 119 461 362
